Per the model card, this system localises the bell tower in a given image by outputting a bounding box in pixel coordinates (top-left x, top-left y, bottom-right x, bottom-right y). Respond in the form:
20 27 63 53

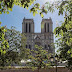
41 18 54 54
41 18 53 33
22 17 34 33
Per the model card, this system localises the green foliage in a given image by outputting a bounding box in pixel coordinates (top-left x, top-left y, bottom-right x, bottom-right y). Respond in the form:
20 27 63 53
5 26 22 52
0 0 48 17
0 26 28 67
20 33 31 60
45 2 55 13
0 0 35 14
0 26 21 66
27 45 50 72
54 21 72 69
45 0 72 16
0 24 9 55
53 0 72 69
0 51 20 67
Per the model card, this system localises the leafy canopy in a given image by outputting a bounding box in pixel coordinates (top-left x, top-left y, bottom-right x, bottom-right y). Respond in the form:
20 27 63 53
27 45 50 71
0 24 9 55
0 26 29 67
0 0 48 17
52 0 72 69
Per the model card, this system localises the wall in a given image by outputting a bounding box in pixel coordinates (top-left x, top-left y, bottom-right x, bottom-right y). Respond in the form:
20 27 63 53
0 67 72 72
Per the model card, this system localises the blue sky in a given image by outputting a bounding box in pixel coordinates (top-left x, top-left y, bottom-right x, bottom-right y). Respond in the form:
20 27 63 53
0 0 64 43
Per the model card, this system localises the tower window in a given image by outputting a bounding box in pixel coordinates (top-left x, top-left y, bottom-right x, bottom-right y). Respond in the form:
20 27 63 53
45 23 46 32
29 45 31 50
26 23 27 33
48 23 49 32
29 23 31 33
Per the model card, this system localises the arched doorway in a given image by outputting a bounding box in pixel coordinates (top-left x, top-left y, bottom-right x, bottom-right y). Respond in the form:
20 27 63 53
35 42 41 46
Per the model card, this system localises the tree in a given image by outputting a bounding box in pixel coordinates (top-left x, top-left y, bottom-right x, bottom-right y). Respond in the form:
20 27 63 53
0 0 47 17
49 0 72 69
0 26 21 66
0 24 9 55
54 20 72 69
5 26 22 52
0 26 29 67
0 51 20 67
27 45 50 72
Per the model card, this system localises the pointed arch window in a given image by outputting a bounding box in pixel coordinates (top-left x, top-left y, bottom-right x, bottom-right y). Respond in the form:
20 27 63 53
26 23 27 33
45 23 46 32
29 23 31 33
26 45 28 48
45 45 47 49
48 23 49 32
29 45 31 50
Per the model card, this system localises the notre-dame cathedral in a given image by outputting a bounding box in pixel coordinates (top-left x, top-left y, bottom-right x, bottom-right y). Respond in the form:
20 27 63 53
22 17 55 54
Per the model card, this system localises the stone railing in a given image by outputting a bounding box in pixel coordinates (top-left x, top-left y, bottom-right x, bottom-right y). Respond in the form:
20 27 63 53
0 67 72 72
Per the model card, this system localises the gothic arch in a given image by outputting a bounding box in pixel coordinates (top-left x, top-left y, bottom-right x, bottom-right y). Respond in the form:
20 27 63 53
29 23 31 33
26 23 27 33
48 23 49 32
44 23 46 32
35 42 41 46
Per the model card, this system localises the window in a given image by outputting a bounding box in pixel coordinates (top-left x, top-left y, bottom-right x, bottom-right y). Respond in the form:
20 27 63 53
45 45 47 49
29 23 31 33
26 23 27 32
29 45 31 50
48 23 49 32
44 23 46 32
26 45 27 48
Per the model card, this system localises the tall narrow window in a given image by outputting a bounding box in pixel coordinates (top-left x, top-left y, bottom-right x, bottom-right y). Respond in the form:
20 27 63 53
45 23 46 32
29 45 31 50
26 45 27 48
45 45 47 49
29 23 31 33
48 23 49 32
26 23 27 33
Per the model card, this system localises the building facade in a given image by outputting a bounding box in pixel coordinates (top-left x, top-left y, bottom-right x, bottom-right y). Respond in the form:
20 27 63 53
22 17 54 54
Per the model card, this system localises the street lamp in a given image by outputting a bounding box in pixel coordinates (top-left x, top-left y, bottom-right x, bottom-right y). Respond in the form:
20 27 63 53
50 54 62 72
55 54 58 72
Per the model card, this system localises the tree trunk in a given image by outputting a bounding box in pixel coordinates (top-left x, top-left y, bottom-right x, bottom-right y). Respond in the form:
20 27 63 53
38 68 40 72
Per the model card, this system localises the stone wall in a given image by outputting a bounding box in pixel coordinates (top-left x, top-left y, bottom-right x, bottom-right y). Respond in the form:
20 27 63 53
0 67 72 72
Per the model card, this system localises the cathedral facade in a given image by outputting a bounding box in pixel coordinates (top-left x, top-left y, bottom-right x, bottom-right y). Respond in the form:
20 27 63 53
22 17 54 54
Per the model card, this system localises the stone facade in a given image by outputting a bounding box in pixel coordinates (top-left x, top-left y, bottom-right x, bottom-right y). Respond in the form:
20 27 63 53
22 17 55 54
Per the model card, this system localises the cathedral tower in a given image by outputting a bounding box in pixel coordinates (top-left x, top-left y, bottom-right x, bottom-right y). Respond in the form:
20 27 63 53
22 17 34 33
41 18 53 33
41 18 54 53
